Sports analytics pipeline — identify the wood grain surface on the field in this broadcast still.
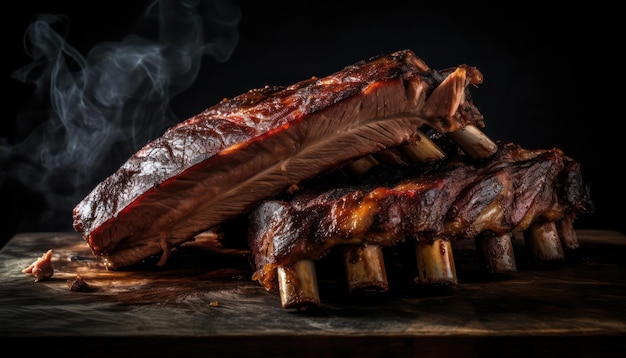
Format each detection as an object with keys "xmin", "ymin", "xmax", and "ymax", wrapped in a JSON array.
[{"xmin": 1, "ymin": 230, "xmax": 625, "ymax": 357}]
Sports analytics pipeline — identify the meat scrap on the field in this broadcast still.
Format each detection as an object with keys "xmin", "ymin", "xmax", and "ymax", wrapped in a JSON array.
[
  {"xmin": 73, "ymin": 49, "xmax": 489, "ymax": 270},
  {"xmin": 67, "ymin": 275, "xmax": 96, "ymax": 292},
  {"xmin": 22, "ymin": 249, "xmax": 54, "ymax": 282},
  {"xmin": 247, "ymin": 142, "xmax": 592, "ymax": 293}
]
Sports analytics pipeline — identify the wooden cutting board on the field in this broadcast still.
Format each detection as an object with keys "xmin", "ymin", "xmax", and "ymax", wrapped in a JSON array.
[{"xmin": 1, "ymin": 230, "xmax": 625, "ymax": 356}]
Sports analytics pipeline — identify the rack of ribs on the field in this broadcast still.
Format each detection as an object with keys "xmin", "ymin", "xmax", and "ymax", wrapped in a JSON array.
[
  {"xmin": 71, "ymin": 49, "xmax": 592, "ymax": 310},
  {"xmin": 73, "ymin": 49, "xmax": 497, "ymax": 269},
  {"xmin": 246, "ymin": 140, "xmax": 591, "ymax": 309}
]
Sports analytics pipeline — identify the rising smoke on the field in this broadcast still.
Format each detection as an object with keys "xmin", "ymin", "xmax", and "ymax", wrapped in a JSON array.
[{"xmin": 1, "ymin": 0, "xmax": 240, "ymax": 236}]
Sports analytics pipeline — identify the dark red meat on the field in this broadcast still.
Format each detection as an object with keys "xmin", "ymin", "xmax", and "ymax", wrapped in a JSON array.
[{"xmin": 72, "ymin": 49, "xmax": 486, "ymax": 269}]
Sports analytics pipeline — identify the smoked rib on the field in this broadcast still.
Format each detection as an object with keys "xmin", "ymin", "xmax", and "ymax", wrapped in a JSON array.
[
  {"xmin": 247, "ymin": 142, "xmax": 592, "ymax": 291},
  {"xmin": 72, "ymin": 50, "xmax": 486, "ymax": 269}
]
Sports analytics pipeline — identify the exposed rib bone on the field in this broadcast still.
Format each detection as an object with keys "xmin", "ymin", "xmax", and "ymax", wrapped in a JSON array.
[
  {"xmin": 474, "ymin": 233, "xmax": 517, "ymax": 274},
  {"xmin": 400, "ymin": 129, "xmax": 446, "ymax": 162},
  {"xmin": 345, "ymin": 155, "xmax": 379, "ymax": 176},
  {"xmin": 447, "ymin": 124, "xmax": 498, "ymax": 159},
  {"xmin": 556, "ymin": 214, "xmax": 580, "ymax": 250},
  {"xmin": 415, "ymin": 238, "xmax": 457, "ymax": 285},
  {"xmin": 524, "ymin": 221, "xmax": 565, "ymax": 262},
  {"xmin": 343, "ymin": 243, "xmax": 388, "ymax": 293},
  {"xmin": 277, "ymin": 259, "xmax": 320, "ymax": 310}
]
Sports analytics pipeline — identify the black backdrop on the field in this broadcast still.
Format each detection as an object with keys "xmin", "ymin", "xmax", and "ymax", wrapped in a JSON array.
[{"xmin": 2, "ymin": 1, "xmax": 622, "ymax": 249}]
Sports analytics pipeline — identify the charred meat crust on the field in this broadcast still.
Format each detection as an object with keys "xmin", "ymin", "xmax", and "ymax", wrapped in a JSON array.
[
  {"xmin": 247, "ymin": 142, "xmax": 592, "ymax": 291},
  {"xmin": 72, "ymin": 49, "xmax": 485, "ymax": 269}
]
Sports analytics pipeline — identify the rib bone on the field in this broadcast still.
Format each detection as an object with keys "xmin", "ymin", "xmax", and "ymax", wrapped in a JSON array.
[
  {"xmin": 474, "ymin": 233, "xmax": 517, "ymax": 274},
  {"xmin": 447, "ymin": 124, "xmax": 498, "ymax": 159},
  {"xmin": 343, "ymin": 243, "xmax": 388, "ymax": 293},
  {"xmin": 415, "ymin": 238, "xmax": 457, "ymax": 285},
  {"xmin": 346, "ymin": 155, "xmax": 379, "ymax": 176},
  {"xmin": 556, "ymin": 214, "xmax": 580, "ymax": 250},
  {"xmin": 400, "ymin": 129, "xmax": 447, "ymax": 162},
  {"xmin": 524, "ymin": 221, "xmax": 565, "ymax": 262},
  {"xmin": 277, "ymin": 259, "xmax": 320, "ymax": 310}
]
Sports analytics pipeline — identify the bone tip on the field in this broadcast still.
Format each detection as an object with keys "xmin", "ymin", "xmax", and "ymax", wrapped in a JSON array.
[
  {"xmin": 344, "ymin": 244, "xmax": 389, "ymax": 294},
  {"xmin": 277, "ymin": 260, "xmax": 321, "ymax": 310},
  {"xmin": 475, "ymin": 234, "xmax": 518, "ymax": 275},
  {"xmin": 415, "ymin": 238, "xmax": 458, "ymax": 286},
  {"xmin": 524, "ymin": 221, "xmax": 565, "ymax": 263}
]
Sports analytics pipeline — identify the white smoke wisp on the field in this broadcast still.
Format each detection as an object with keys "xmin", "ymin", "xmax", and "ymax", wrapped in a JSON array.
[{"xmin": 2, "ymin": 0, "xmax": 241, "ymax": 232}]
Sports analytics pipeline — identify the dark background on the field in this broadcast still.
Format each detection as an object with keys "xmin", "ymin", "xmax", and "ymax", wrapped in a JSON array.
[{"xmin": 2, "ymin": 0, "xmax": 622, "ymax": 250}]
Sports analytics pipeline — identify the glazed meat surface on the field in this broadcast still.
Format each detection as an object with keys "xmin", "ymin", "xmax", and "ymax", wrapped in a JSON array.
[
  {"xmin": 72, "ymin": 49, "xmax": 486, "ymax": 269},
  {"xmin": 247, "ymin": 142, "xmax": 592, "ymax": 290}
]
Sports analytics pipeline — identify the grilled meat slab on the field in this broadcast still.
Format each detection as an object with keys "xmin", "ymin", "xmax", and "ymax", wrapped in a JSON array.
[
  {"xmin": 73, "ymin": 49, "xmax": 486, "ymax": 269},
  {"xmin": 247, "ymin": 142, "xmax": 592, "ymax": 291}
]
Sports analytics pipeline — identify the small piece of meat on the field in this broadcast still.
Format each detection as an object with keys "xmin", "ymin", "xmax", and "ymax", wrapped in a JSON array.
[
  {"xmin": 72, "ymin": 49, "xmax": 486, "ymax": 269},
  {"xmin": 67, "ymin": 275, "xmax": 96, "ymax": 292},
  {"xmin": 247, "ymin": 142, "xmax": 592, "ymax": 291},
  {"xmin": 22, "ymin": 249, "xmax": 54, "ymax": 282}
]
